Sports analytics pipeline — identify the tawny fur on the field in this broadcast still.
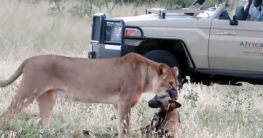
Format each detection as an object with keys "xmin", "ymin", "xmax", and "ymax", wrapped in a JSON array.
[{"xmin": 0, "ymin": 53, "xmax": 179, "ymax": 138}]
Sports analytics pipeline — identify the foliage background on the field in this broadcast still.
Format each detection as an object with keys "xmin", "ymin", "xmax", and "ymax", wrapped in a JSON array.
[{"xmin": 27, "ymin": 0, "xmax": 243, "ymax": 18}]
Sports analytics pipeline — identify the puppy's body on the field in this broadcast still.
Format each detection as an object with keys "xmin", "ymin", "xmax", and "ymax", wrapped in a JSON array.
[
  {"xmin": 0, "ymin": 53, "xmax": 179, "ymax": 138},
  {"xmin": 139, "ymin": 105, "xmax": 181, "ymax": 138},
  {"xmin": 160, "ymin": 108, "xmax": 180, "ymax": 138}
]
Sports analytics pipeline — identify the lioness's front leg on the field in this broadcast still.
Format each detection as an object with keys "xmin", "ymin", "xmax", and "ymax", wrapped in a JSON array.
[
  {"xmin": 117, "ymin": 102, "xmax": 131, "ymax": 138},
  {"xmin": 113, "ymin": 104, "xmax": 119, "ymax": 132}
]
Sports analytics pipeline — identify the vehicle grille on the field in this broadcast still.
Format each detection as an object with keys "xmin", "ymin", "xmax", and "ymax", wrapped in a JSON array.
[
  {"xmin": 91, "ymin": 16, "xmax": 101, "ymax": 41},
  {"xmin": 105, "ymin": 25, "xmax": 112, "ymax": 41}
]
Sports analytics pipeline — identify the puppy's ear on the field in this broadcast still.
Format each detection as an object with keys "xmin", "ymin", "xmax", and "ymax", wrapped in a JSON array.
[
  {"xmin": 157, "ymin": 64, "xmax": 168, "ymax": 75},
  {"xmin": 169, "ymin": 99, "xmax": 181, "ymax": 108}
]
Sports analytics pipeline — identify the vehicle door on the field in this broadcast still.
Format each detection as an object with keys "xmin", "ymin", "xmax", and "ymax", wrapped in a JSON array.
[{"xmin": 209, "ymin": 15, "xmax": 263, "ymax": 72}]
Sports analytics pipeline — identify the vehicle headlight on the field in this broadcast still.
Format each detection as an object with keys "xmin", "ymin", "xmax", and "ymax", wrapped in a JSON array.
[{"xmin": 105, "ymin": 22, "xmax": 122, "ymax": 42}]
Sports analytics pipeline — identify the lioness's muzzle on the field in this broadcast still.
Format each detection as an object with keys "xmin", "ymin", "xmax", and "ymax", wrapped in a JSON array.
[{"xmin": 167, "ymin": 87, "xmax": 178, "ymax": 99}]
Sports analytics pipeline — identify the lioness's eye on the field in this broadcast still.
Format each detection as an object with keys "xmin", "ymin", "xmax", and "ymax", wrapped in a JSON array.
[{"xmin": 169, "ymin": 82, "xmax": 173, "ymax": 86}]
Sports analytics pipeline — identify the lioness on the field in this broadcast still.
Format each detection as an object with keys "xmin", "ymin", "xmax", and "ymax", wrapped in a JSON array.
[{"xmin": 0, "ymin": 53, "xmax": 179, "ymax": 138}]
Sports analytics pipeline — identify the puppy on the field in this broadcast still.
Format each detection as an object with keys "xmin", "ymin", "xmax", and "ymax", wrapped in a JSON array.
[{"xmin": 141, "ymin": 88, "xmax": 181, "ymax": 138}]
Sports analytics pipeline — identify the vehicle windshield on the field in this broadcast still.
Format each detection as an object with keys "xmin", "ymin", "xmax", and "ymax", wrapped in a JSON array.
[{"xmin": 196, "ymin": 7, "xmax": 217, "ymax": 18}]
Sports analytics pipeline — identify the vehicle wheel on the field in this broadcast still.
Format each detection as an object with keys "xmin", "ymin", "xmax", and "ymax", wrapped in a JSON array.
[{"xmin": 143, "ymin": 50, "xmax": 186, "ymax": 89}]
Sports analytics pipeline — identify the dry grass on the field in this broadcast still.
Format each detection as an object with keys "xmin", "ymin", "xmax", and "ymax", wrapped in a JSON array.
[{"xmin": 0, "ymin": 0, "xmax": 263, "ymax": 137}]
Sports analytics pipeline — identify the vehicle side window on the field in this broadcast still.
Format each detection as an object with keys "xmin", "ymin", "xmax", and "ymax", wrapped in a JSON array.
[{"xmin": 219, "ymin": 10, "xmax": 231, "ymax": 20}]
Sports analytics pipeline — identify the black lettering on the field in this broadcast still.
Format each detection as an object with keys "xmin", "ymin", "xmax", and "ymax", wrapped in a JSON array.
[{"xmin": 240, "ymin": 42, "xmax": 244, "ymax": 46}]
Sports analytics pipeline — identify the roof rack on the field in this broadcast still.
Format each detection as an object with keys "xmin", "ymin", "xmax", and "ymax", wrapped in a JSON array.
[{"xmin": 145, "ymin": 8, "xmax": 205, "ymax": 19}]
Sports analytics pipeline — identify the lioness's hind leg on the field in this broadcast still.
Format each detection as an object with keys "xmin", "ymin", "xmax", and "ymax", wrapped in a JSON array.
[
  {"xmin": 0, "ymin": 76, "xmax": 49, "ymax": 126},
  {"xmin": 0, "ymin": 89, "xmax": 40, "ymax": 124},
  {"xmin": 36, "ymin": 90, "xmax": 57, "ymax": 128}
]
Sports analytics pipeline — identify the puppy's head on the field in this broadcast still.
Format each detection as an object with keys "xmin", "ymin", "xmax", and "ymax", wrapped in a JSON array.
[{"xmin": 148, "ymin": 89, "xmax": 181, "ymax": 110}]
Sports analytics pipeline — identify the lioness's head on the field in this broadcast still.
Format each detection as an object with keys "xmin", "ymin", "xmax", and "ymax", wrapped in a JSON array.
[
  {"xmin": 152, "ymin": 63, "xmax": 179, "ymax": 96},
  {"xmin": 148, "ymin": 89, "xmax": 181, "ymax": 110}
]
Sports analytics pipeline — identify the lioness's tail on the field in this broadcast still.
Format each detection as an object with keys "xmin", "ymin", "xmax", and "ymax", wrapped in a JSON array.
[{"xmin": 0, "ymin": 60, "xmax": 27, "ymax": 87}]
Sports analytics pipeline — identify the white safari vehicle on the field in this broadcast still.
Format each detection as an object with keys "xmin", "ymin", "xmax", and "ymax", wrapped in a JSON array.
[{"xmin": 88, "ymin": 0, "xmax": 263, "ymax": 87}]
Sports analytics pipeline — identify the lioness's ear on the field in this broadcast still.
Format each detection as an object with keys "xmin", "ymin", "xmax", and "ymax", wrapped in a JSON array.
[
  {"xmin": 157, "ymin": 64, "xmax": 168, "ymax": 75},
  {"xmin": 173, "ymin": 66, "xmax": 179, "ymax": 76}
]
